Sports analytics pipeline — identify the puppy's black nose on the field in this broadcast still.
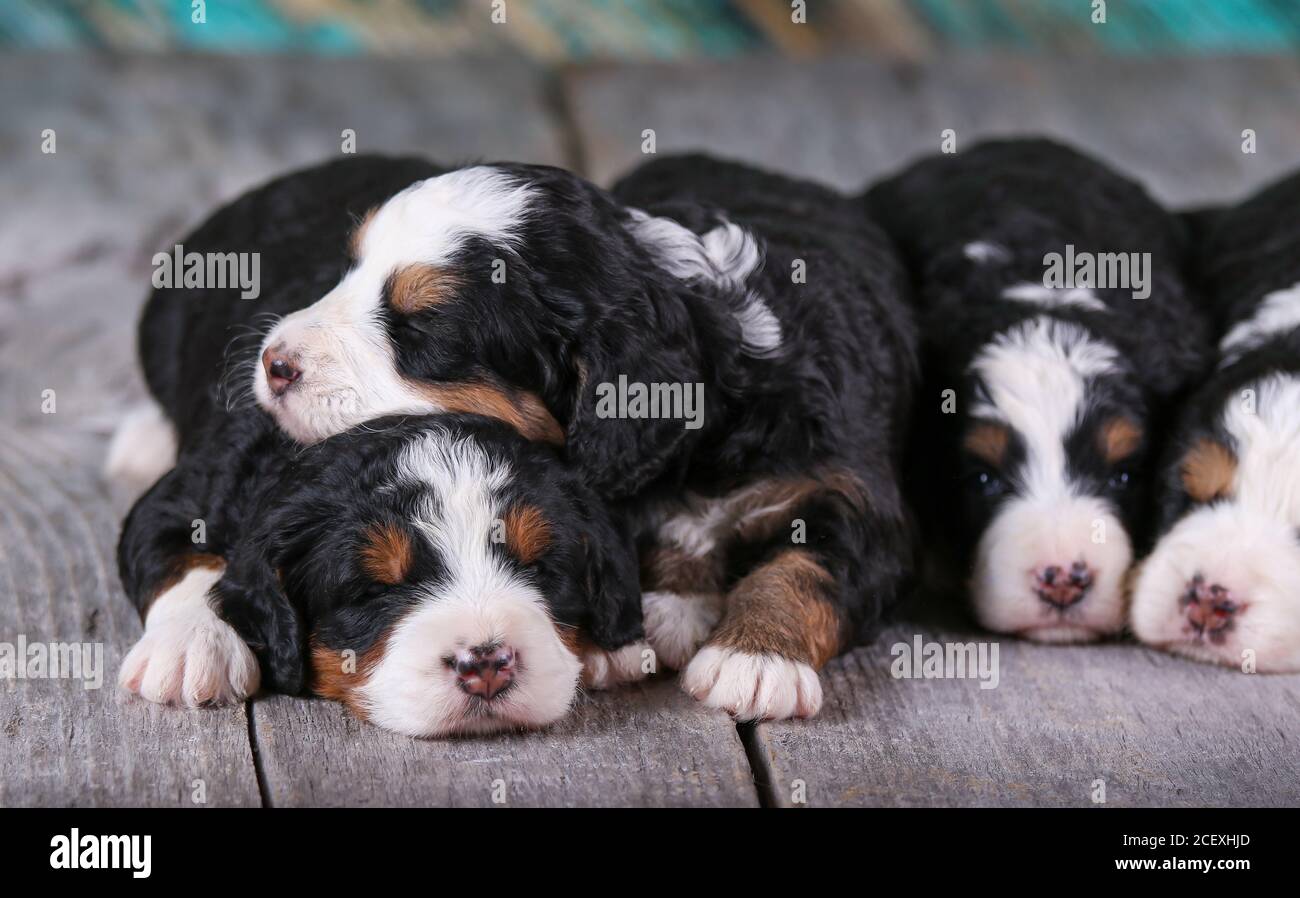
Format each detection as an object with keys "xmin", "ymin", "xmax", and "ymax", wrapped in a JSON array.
[
  {"xmin": 1034, "ymin": 561, "xmax": 1094, "ymax": 608},
  {"xmin": 454, "ymin": 644, "xmax": 516, "ymax": 700},
  {"xmin": 262, "ymin": 346, "xmax": 301, "ymax": 396},
  {"xmin": 1180, "ymin": 573, "xmax": 1240, "ymax": 643}
]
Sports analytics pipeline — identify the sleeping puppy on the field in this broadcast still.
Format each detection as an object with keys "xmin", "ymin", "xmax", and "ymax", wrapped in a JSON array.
[
  {"xmin": 866, "ymin": 138, "xmax": 1211, "ymax": 642},
  {"xmin": 210, "ymin": 153, "xmax": 917, "ymax": 721},
  {"xmin": 118, "ymin": 413, "xmax": 645, "ymax": 737},
  {"xmin": 607, "ymin": 155, "xmax": 917, "ymax": 719},
  {"xmin": 1131, "ymin": 171, "xmax": 1300, "ymax": 671},
  {"xmin": 110, "ymin": 157, "xmax": 645, "ymax": 735}
]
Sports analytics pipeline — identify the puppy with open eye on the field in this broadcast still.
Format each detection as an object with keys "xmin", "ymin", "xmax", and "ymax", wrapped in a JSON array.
[
  {"xmin": 866, "ymin": 138, "xmax": 1212, "ymax": 642},
  {"xmin": 132, "ymin": 152, "xmax": 919, "ymax": 722},
  {"xmin": 1130, "ymin": 171, "xmax": 1300, "ymax": 671},
  {"xmin": 117, "ymin": 412, "xmax": 645, "ymax": 737}
]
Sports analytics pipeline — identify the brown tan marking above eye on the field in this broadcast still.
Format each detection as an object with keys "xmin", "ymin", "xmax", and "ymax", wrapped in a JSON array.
[
  {"xmin": 1181, "ymin": 438, "xmax": 1237, "ymax": 503},
  {"xmin": 963, "ymin": 422, "xmax": 1010, "ymax": 467},
  {"xmin": 1100, "ymin": 416, "xmax": 1143, "ymax": 464},
  {"xmin": 349, "ymin": 206, "xmax": 378, "ymax": 259},
  {"xmin": 417, "ymin": 381, "xmax": 565, "ymax": 446},
  {"xmin": 502, "ymin": 505, "xmax": 552, "ymax": 565},
  {"xmin": 389, "ymin": 263, "xmax": 459, "ymax": 315},
  {"xmin": 360, "ymin": 523, "xmax": 414, "ymax": 585}
]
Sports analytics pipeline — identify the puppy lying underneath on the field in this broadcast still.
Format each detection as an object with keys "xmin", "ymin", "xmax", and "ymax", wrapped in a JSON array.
[
  {"xmin": 110, "ymin": 157, "xmax": 644, "ymax": 736},
  {"xmin": 1131, "ymin": 170, "xmax": 1300, "ymax": 671},
  {"xmin": 866, "ymin": 138, "xmax": 1212, "ymax": 642},
  {"xmin": 118, "ymin": 413, "xmax": 643, "ymax": 737}
]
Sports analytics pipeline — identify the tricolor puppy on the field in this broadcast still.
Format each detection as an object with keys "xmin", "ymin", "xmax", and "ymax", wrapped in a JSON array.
[
  {"xmin": 234, "ymin": 153, "xmax": 917, "ymax": 721},
  {"xmin": 110, "ymin": 157, "xmax": 645, "ymax": 736},
  {"xmin": 1131, "ymin": 171, "xmax": 1300, "ymax": 671},
  {"xmin": 866, "ymin": 139, "xmax": 1211, "ymax": 642},
  {"xmin": 118, "ymin": 414, "xmax": 644, "ymax": 737}
]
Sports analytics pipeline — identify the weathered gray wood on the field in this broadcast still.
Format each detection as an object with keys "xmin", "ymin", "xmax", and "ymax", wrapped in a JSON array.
[
  {"xmin": 251, "ymin": 679, "xmax": 758, "ymax": 807},
  {"xmin": 568, "ymin": 53, "xmax": 1300, "ymax": 807},
  {"xmin": 8, "ymin": 49, "xmax": 1300, "ymax": 806},
  {"xmin": 750, "ymin": 593, "xmax": 1300, "ymax": 807},
  {"xmin": 564, "ymin": 53, "xmax": 1300, "ymax": 205},
  {"xmin": 0, "ymin": 427, "xmax": 261, "ymax": 807}
]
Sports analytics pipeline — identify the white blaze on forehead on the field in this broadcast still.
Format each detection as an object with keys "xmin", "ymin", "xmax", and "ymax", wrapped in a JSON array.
[
  {"xmin": 1219, "ymin": 282, "xmax": 1300, "ymax": 366},
  {"xmin": 392, "ymin": 431, "xmax": 513, "ymax": 581},
  {"xmin": 1221, "ymin": 373, "xmax": 1300, "ymax": 525},
  {"xmin": 627, "ymin": 209, "xmax": 782, "ymax": 357},
  {"xmin": 352, "ymin": 166, "xmax": 536, "ymax": 269},
  {"xmin": 1001, "ymin": 282, "xmax": 1107, "ymax": 313},
  {"xmin": 256, "ymin": 166, "xmax": 537, "ymax": 444},
  {"xmin": 969, "ymin": 317, "xmax": 1120, "ymax": 498},
  {"xmin": 355, "ymin": 430, "xmax": 580, "ymax": 737}
]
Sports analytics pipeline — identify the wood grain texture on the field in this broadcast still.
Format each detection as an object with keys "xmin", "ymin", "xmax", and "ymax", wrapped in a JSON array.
[
  {"xmin": 750, "ymin": 593, "xmax": 1300, "ymax": 807},
  {"xmin": 0, "ymin": 427, "xmax": 260, "ymax": 807},
  {"xmin": 564, "ymin": 53, "xmax": 1300, "ymax": 205},
  {"xmin": 251, "ymin": 679, "xmax": 758, "ymax": 807}
]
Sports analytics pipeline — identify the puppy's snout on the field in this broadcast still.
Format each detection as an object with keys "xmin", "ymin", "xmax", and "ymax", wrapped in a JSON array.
[
  {"xmin": 1180, "ymin": 573, "xmax": 1240, "ymax": 642},
  {"xmin": 261, "ymin": 345, "xmax": 301, "ymax": 396},
  {"xmin": 452, "ymin": 643, "xmax": 516, "ymax": 700},
  {"xmin": 1034, "ymin": 560, "xmax": 1094, "ymax": 608}
]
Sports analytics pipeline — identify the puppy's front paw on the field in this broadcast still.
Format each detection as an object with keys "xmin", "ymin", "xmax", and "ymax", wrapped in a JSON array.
[
  {"xmin": 682, "ymin": 646, "xmax": 822, "ymax": 721},
  {"xmin": 118, "ymin": 564, "xmax": 259, "ymax": 707},
  {"xmin": 643, "ymin": 590, "xmax": 723, "ymax": 670},
  {"xmin": 580, "ymin": 640, "xmax": 651, "ymax": 689}
]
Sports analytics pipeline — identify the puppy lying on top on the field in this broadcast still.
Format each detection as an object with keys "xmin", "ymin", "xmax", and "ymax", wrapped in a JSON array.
[
  {"xmin": 110, "ymin": 158, "xmax": 645, "ymax": 737},
  {"xmin": 866, "ymin": 138, "xmax": 1211, "ymax": 642},
  {"xmin": 1131, "ymin": 170, "xmax": 1300, "ymax": 671},
  {"xmin": 119, "ymin": 152, "xmax": 918, "ymax": 722}
]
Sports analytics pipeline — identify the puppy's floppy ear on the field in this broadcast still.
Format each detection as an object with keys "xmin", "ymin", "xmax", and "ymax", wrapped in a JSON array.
[
  {"xmin": 213, "ymin": 539, "xmax": 306, "ymax": 694},
  {"xmin": 566, "ymin": 330, "xmax": 700, "ymax": 500},
  {"xmin": 570, "ymin": 488, "xmax": 645, "ymax": 650}
]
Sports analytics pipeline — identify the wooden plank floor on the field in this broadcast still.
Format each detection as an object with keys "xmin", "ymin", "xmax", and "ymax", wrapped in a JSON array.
[{"xmin": 3, "ymin": 51, "xmax": 1299, "ymax": 806}]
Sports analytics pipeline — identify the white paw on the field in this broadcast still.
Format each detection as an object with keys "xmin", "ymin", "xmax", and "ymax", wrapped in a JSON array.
[
  {"xmin": 104, "ymin": 400, "xmax": 178, "ymax": 495},
  {"xmin": 118, "ymin": 564, "xmax": 259, "ymax": 707},
  {"xmin": 681, "ymin": 646, "xmax": 822, "ymax": 721},
  {"xmin": 642, "ymin": 590, "xmax": 723, "ymax": 670},
  {"xmin": 580, "ymin": 641, "xmax": 651, "ymax": 689}
]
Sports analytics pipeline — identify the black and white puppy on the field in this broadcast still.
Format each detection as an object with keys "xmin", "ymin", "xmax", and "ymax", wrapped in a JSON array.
[
  {"xmin": 119, "ymin": 414, "xmax": 644, "ymax": 737},
  {"xmin": 866, "ymin": 138, "xmax": 1211, "ymax": 642},
  {"xmin": 1131, "ymin": 171, "xmax": 1300, "ymax": 671},
  {"xmin": 197, "ymin": 153, "xmax": 917, "ymax": 721},
  {"xmin": 110, "ymin": 158, "xmax": 645, "ymax": 736},
  {"xmin": 608, "ymin": 155, "xmax": 917, "ymax": 719}
]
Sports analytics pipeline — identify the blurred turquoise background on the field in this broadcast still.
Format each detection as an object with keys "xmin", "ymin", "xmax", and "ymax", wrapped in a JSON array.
[{"xmin": 4, "ymin": 0, "xmax": 1300, "ymax": 59}]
